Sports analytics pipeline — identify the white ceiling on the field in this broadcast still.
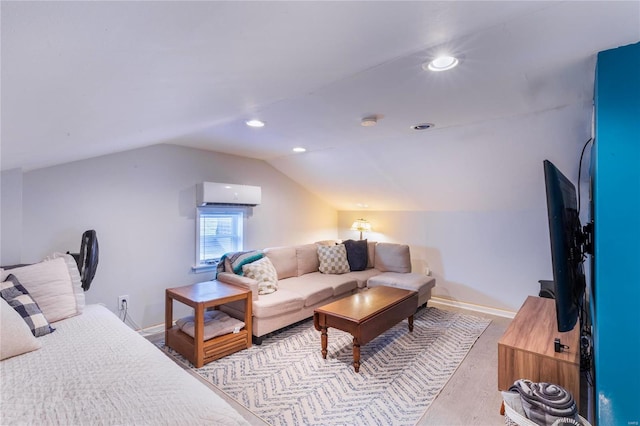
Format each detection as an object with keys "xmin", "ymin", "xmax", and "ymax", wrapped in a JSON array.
[{"xmin": 2, "ymin": 1, "xmax": 639, "ymax": 210}]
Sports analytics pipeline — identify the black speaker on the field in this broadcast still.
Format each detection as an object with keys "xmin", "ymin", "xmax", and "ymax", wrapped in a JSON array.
[{"xmin": 538, "ymin": 280, "xmax": 555, "ymax": 299}]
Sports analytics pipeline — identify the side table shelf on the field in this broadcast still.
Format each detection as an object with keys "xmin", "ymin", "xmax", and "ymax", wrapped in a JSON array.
[{"xmin": 165, "ymin": 280, "xmax": 252, "ymax": 368}]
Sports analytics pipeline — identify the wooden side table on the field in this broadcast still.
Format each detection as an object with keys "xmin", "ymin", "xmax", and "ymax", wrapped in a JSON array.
[
  {"xmin": 165, "ymin": 280, "xmax": 252, "ymax": 367},
  {"xmin": 498, "ymin": 296, "xmax": 580, "ymax": 408}
]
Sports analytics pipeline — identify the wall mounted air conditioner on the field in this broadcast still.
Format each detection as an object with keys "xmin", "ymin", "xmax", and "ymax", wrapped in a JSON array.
[{"xmin": 196, "ymin": 182, "xmax": 262, "ymax": 206}]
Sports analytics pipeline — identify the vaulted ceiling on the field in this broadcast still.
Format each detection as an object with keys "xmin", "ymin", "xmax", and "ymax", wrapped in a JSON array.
[{"xmin": 2, "ymin": 1, "xmax": 639, "ymax": 210}]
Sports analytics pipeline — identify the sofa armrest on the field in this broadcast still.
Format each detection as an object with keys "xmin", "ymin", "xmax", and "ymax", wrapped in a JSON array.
[{"xmin": 217, "ymin": 272, "xmax": 259, "ymax": 301}]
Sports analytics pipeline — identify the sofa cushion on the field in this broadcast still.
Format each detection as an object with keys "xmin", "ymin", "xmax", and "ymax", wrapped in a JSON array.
[
  {"xmin": 296, "ymin": 244, "xmax": 319, "ymax": 276},
  {"xmin": 264, "ymin": 246, "xmax": 298, "ymax": 280},
  {"xmin": 277, "ymin": 275, "xmax": 335, "ymax": 307},
  {"xmin": 367, "ymin": 241, "xmax": 376, "ymax": 269},
  {"xmin": 374, "ymin": 243, "xmax": 411, "ymax": 273},
  {"xmin": 367, "ymin": 273, "xmax": 436, "ymax": 299},
  {"xmin": 342, "ymin": 239, "xmax": 368, "ymax": 271},
  {"xmin": 242, "ymin": 257, "xmax": 278, "ymax": 295},
  {"xmin": 345, "ymin": 269, "xmax": 381, "ymax": 289},
  {"xmin": 307, "ymin": 272, "xmax": 358, "ymax": 297},
  {"xmin": 317, "ymin": 244, "xmax": 350, "ymax": 274},
  {"xmin": 315, "ymin": 240, "xmax": 338, "ymax": 246},
  {"xmin": 252, "ymin": 289, "xmax": 304, "ymax": 318}
]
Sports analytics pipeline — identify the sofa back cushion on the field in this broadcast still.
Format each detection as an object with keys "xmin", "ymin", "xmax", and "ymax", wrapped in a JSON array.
[
  {"xmin": 315, "ymin": 240, "xmax": 339, "ymax": 246},
  {"xmin": 296, "ymin": 244, "xmax": 319, "ymax": 276},
  {"xmin": 367, "ymin": 241, "xmax": 376, "ymax": 269},
  {"xmin": 374, "ymin": 243, "xmax": 411, "ymax": 273},
  {"xmin": 264, "ymin": 246, "xmax": 297, "ymax": 280}
]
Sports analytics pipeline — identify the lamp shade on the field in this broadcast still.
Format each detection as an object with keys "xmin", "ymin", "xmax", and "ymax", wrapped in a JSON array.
[
  {"xmin": 350, "ymin": 219, "xmax": 371, "ymax": 232},
  {"xmin": 350, "ymin": 219, "xmax": 371, "ymax": 240}
]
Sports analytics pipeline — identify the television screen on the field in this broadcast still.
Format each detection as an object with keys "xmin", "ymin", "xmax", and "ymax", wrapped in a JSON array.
[{"xmin": 543, "ymin": 160, "xmax": 586, "ymax": 332}]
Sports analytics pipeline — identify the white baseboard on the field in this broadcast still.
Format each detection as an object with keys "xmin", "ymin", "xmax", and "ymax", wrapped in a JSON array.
[
  {"xmin": 429, "ymin": 296, "xmax": 516, "ymax": 319},
  {"xmin": 140, "ymin": 299, "xmax": 515, "ymax": 336},
  {"xmin": 138, "ymin": 322, "xmax": 166, "ymax": 336}
]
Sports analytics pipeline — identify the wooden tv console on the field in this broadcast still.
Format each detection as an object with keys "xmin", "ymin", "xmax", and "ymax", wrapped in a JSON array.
[{"xmin": 498, "ymin": 296, "xmax": 580, "ymax": 406}]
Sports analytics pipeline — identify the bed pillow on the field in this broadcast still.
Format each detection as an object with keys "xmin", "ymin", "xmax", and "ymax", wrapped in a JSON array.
[
  {"xmin": 0, "ymin": 257, "xmax": 81, "ymax": 323},
  {"xmin": 317, "ymin": 244, "xmax": 350, "ymax": 274},
  {"xmin": 242, "ymin": 257, "xmax": 278, "ymax": 295},
  {"xmin": 1, "ymin": 297, "xmax": 43, "ymax": 360},
  {"xmin": 44, "ymin": 252, "xmax": 85, "ymax": 314},
  {"xmin": 0, "ymin": 274, "xmax": 54, "ymax": 337},
  {"xmin": 342, "ymin": 239, "xmax": 369, "ymax": 271}
]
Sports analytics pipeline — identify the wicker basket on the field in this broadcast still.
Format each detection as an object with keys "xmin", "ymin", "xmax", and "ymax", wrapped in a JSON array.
[{"xmin": 503, "ymin": 401, "xmax": 592, "ymax": 426}]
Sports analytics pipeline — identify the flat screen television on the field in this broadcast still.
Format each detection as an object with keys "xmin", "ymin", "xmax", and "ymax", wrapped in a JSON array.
[{"xmin": 543, "ymin": 159, "xmax": 586, "ymax": 332}]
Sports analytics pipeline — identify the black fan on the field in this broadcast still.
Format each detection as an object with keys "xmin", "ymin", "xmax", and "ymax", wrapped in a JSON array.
[{"xmin": 69, "ymin": 230, "xmax": 99, "ymax": 291}]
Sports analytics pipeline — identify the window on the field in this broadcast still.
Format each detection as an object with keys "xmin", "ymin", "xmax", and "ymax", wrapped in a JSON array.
[{"xmin": 196, "ymin": 207, "xmax": 244, "ymax": 268}]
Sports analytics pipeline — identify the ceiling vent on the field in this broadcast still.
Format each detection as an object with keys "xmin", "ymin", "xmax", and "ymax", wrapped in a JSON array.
[{"xmin": 196, "ymin": 182, "xmax": 262, "ymax": 206}]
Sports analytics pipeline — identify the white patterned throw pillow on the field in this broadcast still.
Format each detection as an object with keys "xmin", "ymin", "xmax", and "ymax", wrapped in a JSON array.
[
  {"xmin": 242, "ymin": 257, "xmax": 278, "ymax": 295},
  {"xmin": 317, "ymin": 244, "xmax": 350, "ymax": 274}
]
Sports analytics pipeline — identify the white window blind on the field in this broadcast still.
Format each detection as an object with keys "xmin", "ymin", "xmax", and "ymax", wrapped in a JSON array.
[{"xmin": 196, "ymin": 207, "xmax": 244, "ymax": 266}]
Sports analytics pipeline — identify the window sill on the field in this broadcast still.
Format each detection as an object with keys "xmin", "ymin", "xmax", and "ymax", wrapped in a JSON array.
[{"xmin": 192, "ymin": 264, "xmax": 217, "ymax": 274}]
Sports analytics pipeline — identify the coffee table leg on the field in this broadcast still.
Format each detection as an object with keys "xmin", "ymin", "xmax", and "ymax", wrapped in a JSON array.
[
  {"xmin": 353, "ymin": 337, "xmax": 361, "ymax": 372},
  {"xmin": 321, "ymin": 326, "xmax": 328, "ymax": 359},
  {"xmin": 408, "ymin": 314, "xmax": 414, "ymax": 332}
]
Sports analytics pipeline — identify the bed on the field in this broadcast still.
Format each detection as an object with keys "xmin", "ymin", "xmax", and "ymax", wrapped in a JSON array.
[{"xmin": 1, "ymin": 256, "xmax": 249, "ymax": 425}]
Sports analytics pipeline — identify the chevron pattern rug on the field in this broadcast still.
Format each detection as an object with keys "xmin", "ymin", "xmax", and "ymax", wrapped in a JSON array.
[{"xmin": 160, "ymin": 307, "xmax": 490, "ymax": 426}]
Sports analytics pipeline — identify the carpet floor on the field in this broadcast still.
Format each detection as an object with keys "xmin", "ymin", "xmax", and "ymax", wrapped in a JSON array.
[{"xmin": 160, "ymin": 306, "xmax": 491, "ymax": 426}]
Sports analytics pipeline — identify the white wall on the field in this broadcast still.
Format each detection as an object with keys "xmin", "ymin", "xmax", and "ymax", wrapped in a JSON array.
[
  {"xmin": 1, "ymin": 168, "xmax": 23, "ymax": 265},
  {"xmin": 15, "ymin": 144, "xmax": 337, "ymax": 328},
  {"xmin": 3, "ymin": 99, "xmax": 592, "ymax": 323},
  {"xmin": 337, "ymin": 102, "xmax": 593, "ymax": 313},
  {"xmin": 338, "ymin": 209, "xmax": 547, "ymax": 312}
]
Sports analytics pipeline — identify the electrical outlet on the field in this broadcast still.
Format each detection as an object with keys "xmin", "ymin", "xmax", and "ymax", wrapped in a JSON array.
[{"xmin": 118, "ymin": 295, "xmax": 129, "ymax": 311}]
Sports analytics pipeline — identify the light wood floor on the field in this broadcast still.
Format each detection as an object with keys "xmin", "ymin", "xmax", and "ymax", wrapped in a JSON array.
[
  {"xmin": 150, "ymin": 304, "xmax": 512, "ymax": 426},
  {"xmin": 417, "ymin": 305, "xmax": 511, "ymax": 425}
]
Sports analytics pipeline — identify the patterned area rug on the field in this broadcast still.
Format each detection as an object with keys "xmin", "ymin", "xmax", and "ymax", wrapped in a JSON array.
[{"xmin": 160, "ymin": 307, "xmax": 491, "ymax": 426}]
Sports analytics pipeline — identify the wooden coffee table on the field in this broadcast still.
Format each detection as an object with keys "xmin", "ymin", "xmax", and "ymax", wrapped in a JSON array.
[{"xmin": 313, "ymin": 286, "xmax": 418, "ymax": 372}]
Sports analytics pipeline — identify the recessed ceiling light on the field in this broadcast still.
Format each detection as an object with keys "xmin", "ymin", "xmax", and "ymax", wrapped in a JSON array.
[
  {"xmin": 245, "ymin": 119, "xmax": 265, "ymax": 128},
  {"xmin": 361, "ymin": 116, "xmax": 378, "ymax": 127},
  {"xmin": 424, "ymin": 55, "xmax": 459, "ymax": 72},
  {"xmin": 411, "ymin": 123, "xmax": 435, "ymax": 130},
  {"xmin": 292, "ymin": 147, "xmax": 306, "ymax": 153}
]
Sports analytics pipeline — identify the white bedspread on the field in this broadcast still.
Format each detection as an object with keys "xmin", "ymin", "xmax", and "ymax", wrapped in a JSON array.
[{"xmin": 0, "ymin": 304, "xmax": 249, "ymax": 425}]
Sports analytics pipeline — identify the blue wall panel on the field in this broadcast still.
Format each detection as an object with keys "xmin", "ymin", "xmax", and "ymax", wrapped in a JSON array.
[{"xmin": 593, "ymin": 42, "xmax": 640, "ymax": 425}]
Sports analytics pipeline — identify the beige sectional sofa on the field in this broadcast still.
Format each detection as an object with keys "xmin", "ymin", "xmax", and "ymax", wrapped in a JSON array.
[{"xmin": 218, "ymin": 241, "xmax": 435, "ymax": 343}]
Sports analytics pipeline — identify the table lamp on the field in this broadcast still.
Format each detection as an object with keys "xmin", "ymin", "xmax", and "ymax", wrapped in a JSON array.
[{"xmin": 350, "ymin": 218, "xmax": 371, "ymax": 240}]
